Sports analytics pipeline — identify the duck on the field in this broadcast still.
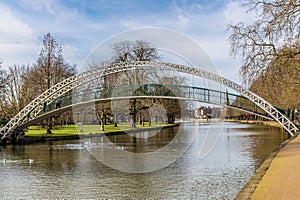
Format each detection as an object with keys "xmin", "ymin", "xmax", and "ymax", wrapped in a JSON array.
[
  {"xmin": 29, "ymin": 158, "xmax": 34, "ymax": 164},
  {"xmin": 2, "ymin": 159, "xmax": 6, "ymax": 163}
]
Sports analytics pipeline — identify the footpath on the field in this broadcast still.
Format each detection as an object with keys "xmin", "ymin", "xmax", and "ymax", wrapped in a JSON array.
[{"xmin": 236, "ymin": 131, "xmax": 300, "ymax": 200}]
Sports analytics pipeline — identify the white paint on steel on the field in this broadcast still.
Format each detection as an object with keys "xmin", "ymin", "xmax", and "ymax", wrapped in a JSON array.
[{"xmin": 1, "ymin": 61, "xmax": 298, "ymax": 140}]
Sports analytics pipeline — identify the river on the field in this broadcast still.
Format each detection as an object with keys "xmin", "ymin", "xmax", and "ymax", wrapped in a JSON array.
[{"xmin": 0, "ymin": 122, "xmax": 288, "ymax": 199}]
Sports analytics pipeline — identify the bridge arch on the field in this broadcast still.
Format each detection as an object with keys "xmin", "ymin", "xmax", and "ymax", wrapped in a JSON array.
[{"xmin": 0, "ymin": 61, "xmax": 298, "ymax": 141}]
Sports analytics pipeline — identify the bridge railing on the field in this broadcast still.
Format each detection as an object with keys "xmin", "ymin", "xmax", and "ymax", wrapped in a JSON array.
[
  {"xmin": 40, "ymin": 83, "xmax": 266, "ymax": 120},
  {"xmin": 1, "ymin": 61, "xmax": 297, "ymax": 141}
]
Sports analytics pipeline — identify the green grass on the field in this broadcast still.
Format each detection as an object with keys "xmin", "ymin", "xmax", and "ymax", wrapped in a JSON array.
[{"xmin": 25, "ymin": 122, "xmax": 177, "ymax": 137}]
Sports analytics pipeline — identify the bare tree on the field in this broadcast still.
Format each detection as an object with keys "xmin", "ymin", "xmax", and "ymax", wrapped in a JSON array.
[
  {"xmin": 0, "ymin": 61, "xmax": 8, "ymax": 119},
  {"xmin": 110, "ymin": 40, "xmax": 161, "ymax": 128},
  {"xmin": 28, "ymin": 32, "xmax": 76, "ymax": 134},
  {"xmin": 228, "ymin": 0, "xmax": 300, "ymax": 83},
  {"xmin": 29, "ymin": 33, "xmax": 76, "ymax": 96},
  {"xmin": 91, "ymin": 40, "xmax": 189, "ymax": 128},
  {"xmin": 157, "ymin": 76, "xmax": 188, "ymax": 123},
  {"xmin": 95, "ymin": 102, "xmax": 111, "ymax": 131},
  {"xmin": 0, "ymin": 65, "xmax": 31, "ymax": 118},
  {"xmin": 111, "ymin": 40, "xmax": 160, "ymax": 87},
  {"xmin": 0, "ymin": 60, "xmax": 7, "ymax": 90},
  {"xmin": 111, "ymin": 40, "xmax": 160, "ymax": 63},
  {"xmin": 86, "ymin": 62, "xmax": 120, "ymax": 131},
  {"xmin": 250, "ymin": 49, "xmax": 300, "ymax": 110}
]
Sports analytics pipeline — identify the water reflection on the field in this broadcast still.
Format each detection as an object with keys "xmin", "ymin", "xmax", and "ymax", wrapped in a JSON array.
[
  {"xmin": 0, "ymin": 122, "xmax": 288, "ymax": 199},
  {"xmin": 103, "ymin": 127, "xmax": 179, "ymax": 153}
]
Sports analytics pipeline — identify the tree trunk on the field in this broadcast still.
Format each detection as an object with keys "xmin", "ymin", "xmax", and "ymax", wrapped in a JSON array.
[
  {"xmin": 130, "ymin": 114, "xmax": 136, "ymax": 128},
  {"xmin": 114, "ymin": 114, "xmax": 118, "ymax": 127},
  {"xmin": 130, "ymin": 99, "xmax": 137, "ymax": 128},
  {"xmin": 96, "ymin": 111, "xmax": 105, "ymax": 131},
  {"xmin": 139, "ymin": 112, "xmax": 142, "ymax": 125},
  {"xmin": 101, "ymin": 117, "xmax": 105, "ymax": 131},
  {"xmin": 46, "ymin": 118, "xmax": 52, "ymax": 134},
  {"xmin": 167, "ymin": 113, "xmax": 175, "ymax": 124}
]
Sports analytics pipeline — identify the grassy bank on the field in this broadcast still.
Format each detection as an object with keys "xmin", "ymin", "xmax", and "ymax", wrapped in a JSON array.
[{"xmin": 26, "ymin": 122, "xmax": 178, "ymax": 137}]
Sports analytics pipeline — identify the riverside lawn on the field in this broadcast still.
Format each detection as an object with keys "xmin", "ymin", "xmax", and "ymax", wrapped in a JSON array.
[{"xmin": 26, "ymin": 122, "xmax": 178, "ymax": 137}]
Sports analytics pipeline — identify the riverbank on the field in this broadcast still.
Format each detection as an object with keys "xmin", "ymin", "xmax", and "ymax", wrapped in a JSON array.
[
  {"xmin": 235, "ymin": 128, "xmax": 300, "ymax": 199},
  {"xmin": 249, "ymin": 131, "xmax": 300, "ymax": 199},
  {"xmin": 225, "ymin": 119, "xmax": 299, "ymax": 128},
  {"xmin": 224, "ymin": 119, "xmax": 286, "ymax": 129},
  {"xmin": 22, "ymin": 123, "xmax": 179, "ymax": 144},
  {"xmin": 20, "ymin": 119, "xmax": 292, "ymax": 144}
]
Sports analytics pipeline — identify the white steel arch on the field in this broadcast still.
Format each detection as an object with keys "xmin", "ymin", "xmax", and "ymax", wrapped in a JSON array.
[{"xmin": 0, "ymin": 61, "xmax": 298, "ymax": 141}]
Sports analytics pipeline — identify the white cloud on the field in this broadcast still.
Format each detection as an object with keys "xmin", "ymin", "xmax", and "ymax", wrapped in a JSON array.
[
  {"xmin": 0, "ymin": 43, "xmax": 40, "ymax": 66},
  {"xmin": 115, "ymin": 1, "xmax": 244, "ymax": 84},
  {"xmin": 177, "ymin": 14, "xmax": 190, "ymax": 28},
  {"xmin": 0, "ymin": 0, "xmax": 247, "ymax": 84},
  {"xmin": 223, "ymin": 1, "xmax": 257, "ymax": 24},
  {"xmin": 0, "ymin": 1, "xmax": 84, "ymax": 66},
  {"xmin": 0, "ymin": 4, "xmax": 38, "ymax": 66},
  {"xmin": 18, "ymin": 0, "xmax": 66, "ymax": 16},
  {"xmin": 61, "ymin": 44, "xmax": 84, "ymax": 66},
  {"xmin": 0, "ymin": 4, "xmax": 35, "ymax": 43}
]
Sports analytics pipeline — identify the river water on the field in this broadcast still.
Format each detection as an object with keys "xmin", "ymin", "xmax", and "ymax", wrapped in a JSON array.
[{"xmin": 0, "ymin": 122, "xmax": 288, "ymax": 199}]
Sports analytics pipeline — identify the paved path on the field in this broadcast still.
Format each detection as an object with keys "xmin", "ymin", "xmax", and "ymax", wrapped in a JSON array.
[{"xmin": 250, "ymin": 133, "xmax": 300, "ymax": 200}]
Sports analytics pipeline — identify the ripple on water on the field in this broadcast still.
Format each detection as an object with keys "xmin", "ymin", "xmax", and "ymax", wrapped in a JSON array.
[{"xmin": 0, "ymin": 123, "xmax": 288, "ymax": 199}]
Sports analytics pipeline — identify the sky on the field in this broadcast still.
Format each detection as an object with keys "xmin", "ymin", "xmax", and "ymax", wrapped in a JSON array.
[{"xmin": 0, "ymin": 0, "xmax": 255, "ymax": 84}]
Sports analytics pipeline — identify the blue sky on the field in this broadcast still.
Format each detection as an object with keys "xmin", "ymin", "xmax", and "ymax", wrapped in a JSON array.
[{"xmin": 0, "ymin": 0, "xmax": 255, "ymax": 83}]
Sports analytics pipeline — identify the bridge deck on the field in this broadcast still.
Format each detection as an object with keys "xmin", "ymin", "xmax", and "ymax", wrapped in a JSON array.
[{"xmin": 0, "ymin": 61, "xmax": 298, "ymax": 142}]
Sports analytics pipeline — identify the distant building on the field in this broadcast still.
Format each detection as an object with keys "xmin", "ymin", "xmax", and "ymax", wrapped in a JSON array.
[{"xmin": 196, "ymin": 106, "xmax": 222, "ymax": 119}]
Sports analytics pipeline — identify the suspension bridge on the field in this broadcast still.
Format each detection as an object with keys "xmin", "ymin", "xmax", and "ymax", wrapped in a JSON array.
[{"xmin": 0, "ymin": 61, "xmax": 298, "ymax": 143}]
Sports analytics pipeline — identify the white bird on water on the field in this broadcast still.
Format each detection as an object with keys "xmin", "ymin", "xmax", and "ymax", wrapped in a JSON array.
[
  {"xmin": 29, "ymin": 159, "xmax": 34, "ymax": 164},
  {"xmin": 2, "ymin": 159, "xmax": 6, "ymax": 163}
]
